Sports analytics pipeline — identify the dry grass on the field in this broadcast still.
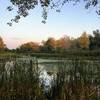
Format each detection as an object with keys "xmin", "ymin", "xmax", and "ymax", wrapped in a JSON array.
[{"xmin": 0, "ymin": 57, "xmax": 100, "ymax": 100}]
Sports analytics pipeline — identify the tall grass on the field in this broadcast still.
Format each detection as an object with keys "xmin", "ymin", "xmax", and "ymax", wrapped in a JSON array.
[
  {"xmin": 0, "ymin": 57, "xmax": 100, "ymax": 100},
  {"xmin": 0, "ymin": 58, "xmax": 46, "ymax": 100},
  {"xmin": 47, "ymin": 58, "xmax": 100, "ymax": 100}
]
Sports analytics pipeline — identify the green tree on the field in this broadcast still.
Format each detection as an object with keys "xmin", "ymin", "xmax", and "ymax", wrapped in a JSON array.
[
  {"xmin": 89, "ymin": 29, "xmax": 100, "ymax": 50},
  {"xmin": 89, "ymin": 35, "xmax": 94, "ymax": 50},
  {"xmin": 93, "ymin": 30, "xmax": 100, "ymax": 49},
  {"xmin": 70, "ymin": 38, "xmax": 80, "ymax": 50}
]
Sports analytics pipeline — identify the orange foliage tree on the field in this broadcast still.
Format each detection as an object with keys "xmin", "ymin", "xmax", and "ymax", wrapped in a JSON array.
[
  {"xmin": 56, "ymin": 35, "xmax": 71, "ymax": 52},
  {"xmin": 41, "ymin": 37, "xmax": 56, "ymax": 52},
  {"xmin": 79, "ymin": 32, "xmax": 90, "ymax": 49},
  {"xmin": 19, "ymin": 42, "xmax": 40, "ymax": 52},
  {"xmin": 0, "ymin": 36, "xmax": 6, "ymax": 50}
]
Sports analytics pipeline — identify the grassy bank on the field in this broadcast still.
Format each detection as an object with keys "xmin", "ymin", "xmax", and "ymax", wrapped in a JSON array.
[{"xmin": 0, "ymin": 50, "xmax": 100, "ymax": 60}]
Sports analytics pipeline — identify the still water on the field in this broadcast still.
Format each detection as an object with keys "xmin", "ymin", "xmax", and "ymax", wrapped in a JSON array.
[{"xmin": 1, "ymin": 57, "xmax": 100, "ymax": 88}]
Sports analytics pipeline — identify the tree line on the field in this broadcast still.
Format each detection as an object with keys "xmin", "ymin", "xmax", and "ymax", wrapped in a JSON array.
[{"xmin": 0, "ymin": 29, "xmax": 100, "ymax": 53}]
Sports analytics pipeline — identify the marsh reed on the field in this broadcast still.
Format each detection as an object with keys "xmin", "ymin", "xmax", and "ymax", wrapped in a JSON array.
[{"xmin": 0, "ymin": 57, "xmax": 100, "ymax": 100}]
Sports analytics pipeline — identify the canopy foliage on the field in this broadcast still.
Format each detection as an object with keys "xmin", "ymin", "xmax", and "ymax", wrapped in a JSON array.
[{"xmin": 6, "ymin": 0, "xmax": 100, "ymax": 26}]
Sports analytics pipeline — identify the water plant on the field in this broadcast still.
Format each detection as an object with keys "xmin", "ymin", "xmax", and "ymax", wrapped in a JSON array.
[{"xmin": 0, "ymin": 57, "xmax": 100, "ymax": 100}]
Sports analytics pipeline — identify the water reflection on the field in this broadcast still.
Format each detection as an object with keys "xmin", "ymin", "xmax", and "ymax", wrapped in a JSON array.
[
  {"xmin": 4, "ymin": 60, "xmax": 55, "ymax": 89},
  {"xmin": 2, "ymin": 58, "xmax": 100, "ymax": 89},
  {"xmin": 39, "ymin": 65, "xmax": 54, "ymax": 90}
]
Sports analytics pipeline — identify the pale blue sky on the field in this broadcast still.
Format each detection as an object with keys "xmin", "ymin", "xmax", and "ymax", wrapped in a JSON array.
[{"xmin": 0, "ymin": 0, "xmax": 100, "ymax": 49}]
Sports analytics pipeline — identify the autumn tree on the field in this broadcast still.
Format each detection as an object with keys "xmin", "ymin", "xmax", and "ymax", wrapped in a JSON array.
[
  {"xmin": 41, "ymin": 37, "xmax": 56, "ymax": 53},
  {"xmin": 79, "ymin": 32, "xmax": 89, "ymax": 49},
  {"xmin": 0, "ymin": 36, "xmax": 6, "ymax": 50},
  {"xmin": 56, "ymin": 35, "xmax": 71, "ymax": 52},
  {"xmin": 18, "ymin": 42, "xmax": 40, "ymax": 53}
]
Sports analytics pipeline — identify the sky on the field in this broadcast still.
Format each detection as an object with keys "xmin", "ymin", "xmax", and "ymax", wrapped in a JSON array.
[{"xmin": 0, "ymin": 0, "xmax": 100, "ymax": 49}]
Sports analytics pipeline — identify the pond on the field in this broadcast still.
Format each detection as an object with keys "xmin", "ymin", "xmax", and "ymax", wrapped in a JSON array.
[
  {"xmin": 1, "ymin": 57, "xmax": 100, "ymax": 89},
  {"xmin": 1, "ymin": 57, "xmax": 100, "ymax": 99}
]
